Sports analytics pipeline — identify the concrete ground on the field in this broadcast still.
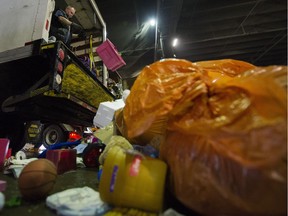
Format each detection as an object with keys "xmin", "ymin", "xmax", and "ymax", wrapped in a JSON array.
[
  {"xmin": 0, "ymin": 165, "xmax": 198, "ymax": 216},
  {"xmin": 0, "ymin": 123, "xmax": 197, "ymax": 216},
  {"xmin": 0, "ymin": 167, "xmax": 100, "ymax": 216}
]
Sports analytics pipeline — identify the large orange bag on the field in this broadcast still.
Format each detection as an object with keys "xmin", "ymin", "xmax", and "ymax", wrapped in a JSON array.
[
  {"xmin": 117, "ymin": 59, "xmax": 255, "ymax": 148},
  {"xmin": 161, "ymin": 65, "xmax": 287, "ymax": 215},
  {"xmin": 117, "ymin": 59, "xmax": 287, "ymax": 215}
]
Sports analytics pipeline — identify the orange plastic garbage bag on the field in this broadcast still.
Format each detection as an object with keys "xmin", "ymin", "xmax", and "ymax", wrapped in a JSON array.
[
  {"xmin": 160, "ymin": 65, "xmax": 287, "ymax": 215},
  {"xmin": 116, "ymin": 58, "xmax": 286, "ymax": 215},
  {"xmin": 118, "ymin": 59, "xmax": 255, "ymax": 149}
]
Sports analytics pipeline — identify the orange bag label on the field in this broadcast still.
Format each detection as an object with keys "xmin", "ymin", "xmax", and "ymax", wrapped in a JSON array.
[{"xmin": 129, "ymin": 155, "xmax": 142, "ymax": 176}]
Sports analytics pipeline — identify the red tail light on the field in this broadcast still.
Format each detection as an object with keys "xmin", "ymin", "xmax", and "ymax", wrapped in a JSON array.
[
  {"xmin": 57, "ymin": 61, "xmax": 63, "ymax": 73},
  {"xmin": 69, "ymin": 131, "xmax": 82, "ymax": 141},
  {"xmin": 58, "ymin": 48, "xmax": 65, "ymax": 61}
]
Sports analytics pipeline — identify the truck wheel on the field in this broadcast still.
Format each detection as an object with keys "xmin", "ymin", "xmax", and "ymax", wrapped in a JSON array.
[
  {"xmin": 42, "ymin": 124, "xmax": 66, "ymax": 148},
  {"xmin": 82, "ymin": 143, "xmax": 106, "ymax": 168}
]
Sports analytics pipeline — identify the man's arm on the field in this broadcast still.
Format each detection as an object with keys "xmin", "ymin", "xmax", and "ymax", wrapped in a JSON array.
[
  {"xmin": 58, "ymin": 16, "xmax": 72, "ymax": 26},
  {"xmin": 58, "ymin": 15, "xmax": 82, "ymax": 31}
]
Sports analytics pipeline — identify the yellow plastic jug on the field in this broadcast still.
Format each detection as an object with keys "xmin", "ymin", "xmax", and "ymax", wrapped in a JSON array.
[{"xmin": 98, "ymin": 145, "xmax": 167, "ymax": 212}]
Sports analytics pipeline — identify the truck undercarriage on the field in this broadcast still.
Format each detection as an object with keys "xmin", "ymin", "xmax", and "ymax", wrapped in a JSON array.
[{"xmin": 0, "ymin": 0, "xmax": 115, "ymax": 152}]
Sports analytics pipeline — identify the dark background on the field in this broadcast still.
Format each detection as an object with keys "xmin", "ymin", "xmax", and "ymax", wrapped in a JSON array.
[{"xmin": 60, "ymin": 0, "xmax": 287, "ymax": 83}]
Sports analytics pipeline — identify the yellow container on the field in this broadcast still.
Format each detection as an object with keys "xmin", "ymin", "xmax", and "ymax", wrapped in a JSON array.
[{"xmin": 99, "ymin": 146, "xmax": 167, "ymax": 212}]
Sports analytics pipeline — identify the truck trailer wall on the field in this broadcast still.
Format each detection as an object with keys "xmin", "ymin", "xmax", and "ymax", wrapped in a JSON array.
[{"xmin": 0, "ymin": 0, "xmax": 55, "ymax": 53}]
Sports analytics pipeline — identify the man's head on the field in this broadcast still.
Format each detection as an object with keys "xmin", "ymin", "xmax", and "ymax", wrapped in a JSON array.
[{"xmin": 65, "ymin": 6, "xmax": 76, "ymax": 18}]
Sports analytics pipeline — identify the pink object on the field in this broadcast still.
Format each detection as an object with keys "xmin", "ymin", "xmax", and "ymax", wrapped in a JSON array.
[
  {"xmin": 5, "ymin": 148, "xmax": 12, "ymax": 159},
  {"xmin": 0, "ymin": 139, "xmax": 9, "ymax": 171},
  {"xmin": 46, "ymin": 149, "xmax": 77, "ymax": 174},
  {"xmin": 96, "ymin": 39, "xmax": 126, "ymax": 71},
  {"xmin": 0, "ymin": 180, "xmax": 6, "ymax": 192}
]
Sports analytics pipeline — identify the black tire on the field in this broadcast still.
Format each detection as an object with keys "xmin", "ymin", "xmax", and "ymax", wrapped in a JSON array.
[{"xmin": 42, "ymin": 124, "xmax": 66, "ymax": 148}]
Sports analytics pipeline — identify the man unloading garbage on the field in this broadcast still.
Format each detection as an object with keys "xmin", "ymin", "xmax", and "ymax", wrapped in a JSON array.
[{"xmin": 49, "ymin": 5, "xmax": 86, "ymax": 47}]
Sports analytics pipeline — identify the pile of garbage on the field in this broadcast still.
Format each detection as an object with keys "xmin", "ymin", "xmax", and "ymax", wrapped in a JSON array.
[{"xmin": 0, "ymin": 58, "xmax": 286, "ymax": 216}]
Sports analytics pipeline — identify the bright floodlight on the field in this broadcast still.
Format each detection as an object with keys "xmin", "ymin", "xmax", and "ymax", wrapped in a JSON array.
[
  {"xmin": 149, "ymin": 19, "xmax": 156, "ymax": 26},
  {"xmin": 172, "ymin": 38, "xmax": 178, "ymax": 47}
]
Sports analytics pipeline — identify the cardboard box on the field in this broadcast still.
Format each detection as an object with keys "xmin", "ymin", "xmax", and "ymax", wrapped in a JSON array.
[{"xmin": 93, "ymin": 99, "xmax": 125, "ymax": 128}]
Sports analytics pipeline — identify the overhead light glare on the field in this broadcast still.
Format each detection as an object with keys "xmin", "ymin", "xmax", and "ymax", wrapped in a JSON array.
[
  {"xmin": 172, "ymin": 38, "xmax": 178, "ymax": 47},
  {"xmin": 149, "ymin": 19, "xmax": 156, "ymax": 26}
]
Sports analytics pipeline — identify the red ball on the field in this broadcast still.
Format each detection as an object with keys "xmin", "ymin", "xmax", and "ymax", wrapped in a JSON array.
[{"xmin": 18, "ymin": 159, "xmax": 57, "ymax": 200}]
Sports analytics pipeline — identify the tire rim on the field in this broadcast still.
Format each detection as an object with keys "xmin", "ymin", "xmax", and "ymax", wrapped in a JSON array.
[{"xmin": 45, "ymin": 130, "xmax": 58, "ymax": 145}]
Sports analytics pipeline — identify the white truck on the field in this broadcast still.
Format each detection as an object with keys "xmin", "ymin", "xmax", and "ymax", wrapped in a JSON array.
[{"xmin": 0, "ymin": 0, "xmax": 114, "ymax": 153}]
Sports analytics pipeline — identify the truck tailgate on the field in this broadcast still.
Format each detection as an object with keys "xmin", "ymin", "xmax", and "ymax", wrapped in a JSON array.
[{"xmin": 1, "ymin": 41, "xmax": 115, "ymax": 126}]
